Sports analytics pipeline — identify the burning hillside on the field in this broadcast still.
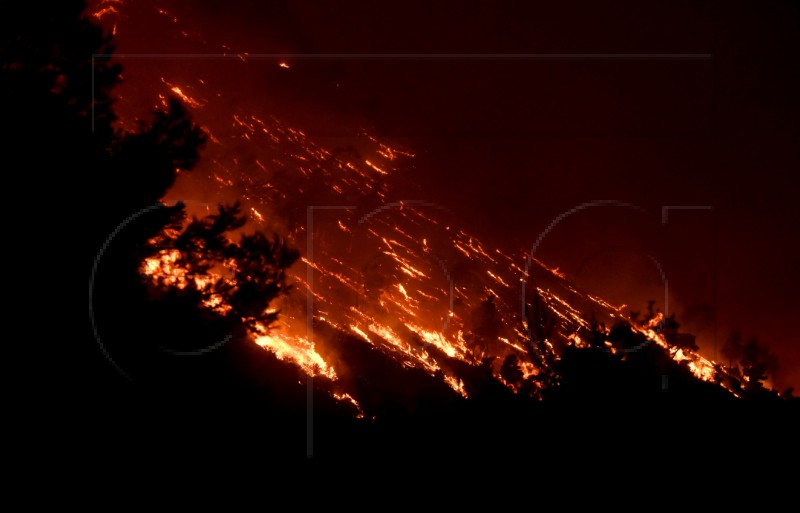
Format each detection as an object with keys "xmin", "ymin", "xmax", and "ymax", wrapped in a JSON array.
[{"xmin": 87, "ymin": 0, "xmax": 779, "ymax": 418}]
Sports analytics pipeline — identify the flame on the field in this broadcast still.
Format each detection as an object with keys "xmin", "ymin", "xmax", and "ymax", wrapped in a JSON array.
[
  {"xmin": 169, "ymin": 86, "xmax": 203, "ymax": 108},
  {"xmin": 404, "ymin": 323, "xmax": 470, "ymax": 361},
  {"xmin": 92, "ymin": 6, "xmax": 119, "ymax": 19},
  {"xmin": 251, "ymin": 207, "xmax": 264, "ymax": 222},
  {"xmin": 90, "ymin": 0, "xmax": 122, "ymax": 19},
  {"xmin": 333, "ymin": 392, "xmax": 364, "ymax": 418},
  {"xmin": 364, "ymin": 160, "xmax": 388, "ymax": 175},
  {"xmin": 629, "ymin": 313, "xmax": 720, "ymax": 384},
  {"xmin": 105, "ymin": 0, "xmax": 748, "ymax": 419},
  {"xmin": 444, "ymin": 375, "xmax": 468, "ymax": 398},
  {"xmin": 395, "ymin": 283, "xmax": 410, "ymax": 301},
  {"xmin": 349, "ymin": 325, "xmax": 372, "ymax": 344},
  {"xmin": 155, "ymin": 7, "xmax": 178, "ymax": 23},
  {"xmin": 254, "ymin": 328, "xmax": 336, "ymax": 380},
  {"xmin": 141, "ymin": 248, "xmax": 337, "ymax": 379},
  {"xmin": 142, "ymin": 249, "xmax": 221, "ymax": 296},
  {"xmin": 487, "ymin": 270, "xmax": 510, "ymax": 288}
]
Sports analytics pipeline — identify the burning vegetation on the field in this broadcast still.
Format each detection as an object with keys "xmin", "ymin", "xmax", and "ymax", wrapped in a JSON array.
[
  {"xmin": 5, "ymin": 0, "xmax": 795, "ymax": 461},
  {"xmin": 75, "ymin": 0, "xmax": 791, "ymax": 416},
  {"xmin": 44, "ymin": 0, "xmax": 789, "ymax": 437},
  {"xmin": 135, "ymin": 93, "xmax": 779, "ymax": 411}
]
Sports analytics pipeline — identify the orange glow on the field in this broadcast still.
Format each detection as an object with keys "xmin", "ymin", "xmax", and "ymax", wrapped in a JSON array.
[
  {"xmin": 92, "ymin": 6, "xmax": 118, "ymax": 19},
  {"xmin": 568, "ymin": 332, "xmax": 589, "ymax": 348},
  {"xmin": 89, "ymin": 0, "xmax": 126, "ymax": 31},
  {"xmin": 395, "ymin": 283, "xmax": 410, "ymax": 301},
  {"xmin": 112, "ymin": 27, "xmax": 741, "ymax": 415},
  {"xmin": 350, "ymin": 325, "xmax": 372, "ymax": 344},
  {"xmin": 364, "ymin": 160, "xmax": 388, "ymax": 175},
  {"xmin": 142, "ymin": 249, "xmax": 221, "ymax": 296},
  {"xmin": 444, "ymin": 375, "xmax": 468, "ymax": 398},
  {"xmin": 333, "ymin": 392, "xmax": 364, "ymax": 418},
  {"xmin": 405, "ymin": 322, "xmax": 470, "ymax": 361},
  {"xmin": 520, "ymin": 361, "xmax": 539, "ymax": 380},
  {"xmin": 250, "ymin": 207, "xmax": 264, "ymax": 222},
  {"xmin": 487, "ymin": 270, "xmax": 510, "ymax": 288},
  {"xmin": 255, "ymin": 331, "xmax": 336, "ymax": 380},
  {"xmin": 626, "ymin": 313, "xmax": 721, "ymax": 384},
  {"xmin": 170, "ymin": 86, "xmax": 202, "ymax": 108},
  {"xmin": 156, "ymin": 7, "xmax": 179, "ymax": 23},
  {"xmin": 498, "ymin": 336, "xmax": 527, "ymax": 353}
]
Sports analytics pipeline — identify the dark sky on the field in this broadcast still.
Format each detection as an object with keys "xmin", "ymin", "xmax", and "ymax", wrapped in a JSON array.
[{"xmin": 101, "ymin": 0, "xmax": 800, "ymax": 391}]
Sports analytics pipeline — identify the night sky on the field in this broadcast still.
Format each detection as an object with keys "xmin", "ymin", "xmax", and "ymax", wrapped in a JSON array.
[{"xmin": 98, "ymin": 0, "xmax": 800, "ymax": 391}]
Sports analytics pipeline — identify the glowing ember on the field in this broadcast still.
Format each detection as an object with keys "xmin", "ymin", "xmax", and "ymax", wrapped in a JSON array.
[
  {"xmin": 333, "ymin": 392, "xmax": 364, "ymax": 418},
  {"xmin": 92, "ymin": 6, "xmax": 119, "ymax": 19},
  {"xmin": 364, "ymin": 160, "xmax": 388, "ymax": 175},
  {"xmin": 170, "ymin": 86, "xmax": 202, "ymax": 108},
  {"xmin": 251, "ymin": 207, "xmax": 264, "ymax": 222},
  {"xmin": 520, "ymin": 361, "xmax": 539, "ymax": 380}
]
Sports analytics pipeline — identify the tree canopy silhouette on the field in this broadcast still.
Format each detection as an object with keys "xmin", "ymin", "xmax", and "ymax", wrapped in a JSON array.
[
  {"xmin": 722, "ymin": 328, "xmax": 744, "ymax": 374},
  {"xmin": 662, "ymin": 313, "xmax": 699, "ymax": 353},
  {"xmin": 1, "ymin": 1, "xmax": 303, "ymax": 392}
]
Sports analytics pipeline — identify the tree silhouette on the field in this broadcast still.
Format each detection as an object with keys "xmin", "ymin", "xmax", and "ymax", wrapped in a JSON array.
[
  {"xmin": 522, "ymin": 291, "xmax": 559, "ymax": 393},
  {"xmin": 138, "ymin": 202, "xmax": 299, "ymax": 361},
  {"xmin": 739, "ymin": 336, "xmax": 778, "ymax": 394},
  {"xmin": 11, "ymin": 1, "xmax": 800, "ymax": 461},
  {"xmin": 662, "ymin": 313, "xmax": 699, "ymax": 353},
  {"xmin": 3, "ymin": 2, "xmax": 127, "ymax": 264},
  {"xmin": 0, "ymin": 1, "xmax": 304, "ymax": 392},
  {"xmin": 108, "ymin": 96, "xmax": 207, "ymax": 212},
  {"xmin": 500, "ymin": 353, "xmax": 524, "ymax": 388},
  {"xmin": 2, "ymin": 2, "xmax": 121, "ymax": 140},
  {"xmin": 722, "ymin": 328, "xmax": 744, "ymax": 373},
  {"xmin": 642, "ymin": 299, "xmax": 658, "ymax": 325},
  {"xmin": 465, "ymin": 294, "xmax": 503, "ymax": 363},
  {"xmin": 527, "ymin": 291, "xmax": 557, "ymax": 350},
  {"xmin": 225, "ymin": 223, "xmax": 300, "ymax": 331},
  {"xmin": 585, "ymin": 313, "xmax": 608, "ymax": 349}
]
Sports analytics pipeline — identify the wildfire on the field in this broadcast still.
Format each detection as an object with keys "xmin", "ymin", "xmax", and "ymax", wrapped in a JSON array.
[
  {"xmin": 105, "ymin": 0, "xmax": 745, "ymax": 421},
  {"xmin": 90, "ymin": 0, "xmax": 122, "ymax": 18},
  {"xmin": 141, "ymin": 248, "xmax": 337, "ymax": 378},
  {"xmin": 405, "ymin": 322, "xmax": 470, "ymax": 361},
  {"xmin": 444, "ymin": 375, "xmax": 468, "ymax": 398},
  {"xmin": 251, "ymin": 207, "xmax": 264, "ymax": 222},
  {"xmin": 349, "ymin": 325, "xmax": 373, "ymax": 344},
  {"xmin": 142, "ymin": 249, "xmax": 220, "ymax": 299},
  {"xmin": 166, "ymin": 83, "xmax": 204, "ymax": 108},
  {"xmin": 364, "ymin": 160, "xmax": 388, "ymax": 175},
  {"xmin": 628, "ymin": 312, "xmax": 719, "ymax": 383},
  {"xmin": 255, "ymin": 330, "xmax": 336, "ymax": 380},
  {"xmin": 395, "ymin": 283, "xmax": 410, "ymax": 301},
  {"xmin": 333, "ymin": 392, "xmax": 364, "ymax": 418},
  {"xmin": 92, "ymin": 5, "xmax": 119, "ymax": 19}
]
